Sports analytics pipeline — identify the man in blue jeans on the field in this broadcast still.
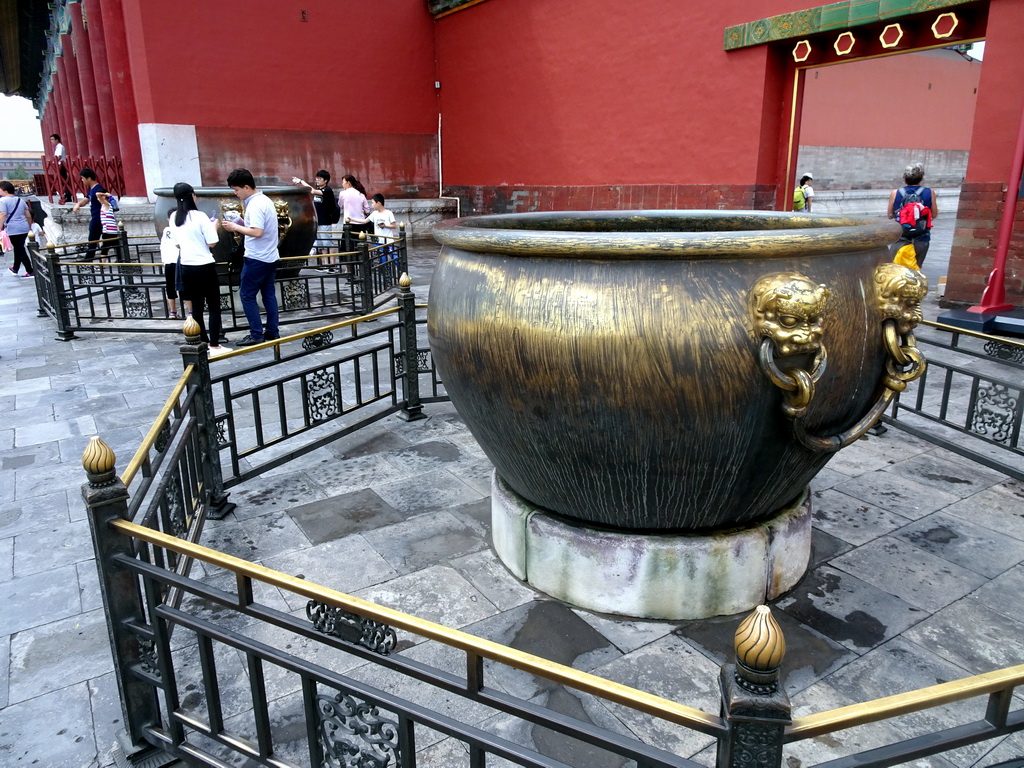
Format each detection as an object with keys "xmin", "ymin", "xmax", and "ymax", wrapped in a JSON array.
[{"xmin": 222, "ymin": 168, "xmax": 280, "ymax": 345}]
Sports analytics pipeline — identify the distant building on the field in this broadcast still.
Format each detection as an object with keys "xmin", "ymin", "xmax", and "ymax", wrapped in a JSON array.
[{"xmin": 0, "ymin": 150, "xmax": 43, "ymax": 179}]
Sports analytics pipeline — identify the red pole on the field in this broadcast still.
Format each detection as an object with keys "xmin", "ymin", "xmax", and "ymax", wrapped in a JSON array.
[
  {"xmin": 84, "ymin": 0, "xmax": 120, "ymax": 159},
  {"xmin": 99, "ymin": 0, "xmax": 147, "ymax": 198},
  {"xmin": 968, "ymin": 95, "xmax": 1024, "ymax": 314},
  {"xmin": 70, "ymin": 2, "xmax": 102, "ymax": 160},
  {"xmin": 59, "ymin": 34, "xmax": 88, "ymax": 158}
]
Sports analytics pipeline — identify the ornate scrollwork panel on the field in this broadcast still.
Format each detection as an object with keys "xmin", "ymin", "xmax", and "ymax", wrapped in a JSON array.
[
  {"xmin": 415, "ymin": 350, "xmax": 431, "ymax": 374},
  {"xmin": 970, "ymin": 383, "xmax": 1019, "ymax": 444},
  {"xmin": 984, "ymin": 340, "xmax": 1024, "ymax": 364},
  {"xmin": 154, "ymin": 419, "xmax": 172, "ymax": 453},
  {"xmin": 137, "ymin": 637, "xmax": 160, "ymax": 678},
  {"xmin": 306, "ymin": 369, "xmax": 341, "ymax": 422},
  {"xmin": 122, "ymin": 287, "xmax": 153, "ymax": 319},
  {"xmin": 215, "ymin": 416, "xmax": 231, "ymax": 449},
  {"xmin": 302, "ymin": 331, "xmax": 335, "ymax": 351},
  {"xmin": 316, "ymin": 691, "xmax": 401, "ymax": 768},
  {"xmin": 164, "ymin": 474, "xmax": 187, "ymax": 539},
  {"xmin": 307, "ymin": 601, "xmax": 397, "ymax": 655},
  {"xmin": 282, "ymin": 279, "xmax": 310, "ymax": 311},
  {"xmin": 731, "ymin": 721, "xmax": 783, "ymax": 768}
]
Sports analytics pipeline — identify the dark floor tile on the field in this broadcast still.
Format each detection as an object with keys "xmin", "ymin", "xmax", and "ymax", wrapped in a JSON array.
[{"xmin": 287, "ymin": 488, "xmax": 405, "ymax": 544}]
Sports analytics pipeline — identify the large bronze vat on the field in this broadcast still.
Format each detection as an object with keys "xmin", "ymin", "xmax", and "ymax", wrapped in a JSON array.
[
  {"xmin": 430, "ymin": 210, "xmax": 926, "ymax": 532},
  {"xmin": 153, "ymin": 186, "xmax": 315, "ymax": 279}
]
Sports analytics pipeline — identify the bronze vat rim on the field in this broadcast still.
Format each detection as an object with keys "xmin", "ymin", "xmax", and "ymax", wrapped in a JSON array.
[{"xmin": 433, "ymin": 209, "xmax": 900, "ymax": 259}]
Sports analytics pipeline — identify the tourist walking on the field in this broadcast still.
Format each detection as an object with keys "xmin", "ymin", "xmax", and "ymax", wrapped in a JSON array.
[
  {"xmin": 339, "ymin": 175, "xmax": 372, "ymax": 235},
  {"xmin": 292, "ymin": 170, "xmax": 338, "ymax": 252},
  {"xmin": 222, "ymin": 168, "xmax": 280, "ymax": 346},
  {"xmin": 793, "ymin": 173, "xmax": 814, "ymax": 211},
  {"xmin": 167, "ymin": 182, "xmax": 229, "ymax": 353},
  {"xmin": 70, "ymin": 168, "xmax": 107, "ymax": 260},
  {"xmin": 0, "ymin": 181, "xmax": 34, "ymax": 277},
  {"xmin": 888, "ymin": 163, "xmax": 937, "ymax": 268}
]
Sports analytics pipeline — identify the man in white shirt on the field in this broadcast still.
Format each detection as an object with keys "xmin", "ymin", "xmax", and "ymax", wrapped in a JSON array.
[
  {"xmin": 50, "ymin": 133, "xmax": 71, "ymax": 203},
  {"xmin": 222, "ymin": 168, "xmax": 281, "ymax": 345}
]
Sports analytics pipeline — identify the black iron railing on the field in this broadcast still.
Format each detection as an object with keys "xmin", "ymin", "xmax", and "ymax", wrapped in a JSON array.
[
  {"xmin": 29, "ymin": 225, "xmax": 408, "ymax": 340},
  {"xmin": 83, "ymin": 296, "xmax": 1024, "ymax": 768},
  {"xmin": 884, "ymin": 321, "xmax": 1024, "ymax": 481}
]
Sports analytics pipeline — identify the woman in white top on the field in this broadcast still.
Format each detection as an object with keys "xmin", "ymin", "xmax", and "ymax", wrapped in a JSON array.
[
  {"xmin": 339, "ymin": 175, "xmax": 372, "ymax": 235},
  {"xmin": 167, "ymin": 182, "xmax": 228, "ymax": 352}
]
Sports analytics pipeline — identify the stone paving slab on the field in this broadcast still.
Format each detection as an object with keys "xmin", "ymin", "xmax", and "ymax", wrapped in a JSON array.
[{"xmin": 2, "ymin": 245, "xmax": 1024, "ymax": 767}]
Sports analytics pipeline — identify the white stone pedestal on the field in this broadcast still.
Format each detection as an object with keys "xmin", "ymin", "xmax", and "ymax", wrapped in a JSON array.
[{"xmin": 491, "ymin": 473, "xmax": 811, "ymax": 620}]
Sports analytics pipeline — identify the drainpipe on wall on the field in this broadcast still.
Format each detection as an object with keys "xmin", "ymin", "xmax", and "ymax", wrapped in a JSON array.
[
  {"xmin": 437, "ymin": 112, "xmax": 461, "ymax": 219},
  {"xmin": 968, "ymin": 96, "xmax": 1024, "ymax": 313}
]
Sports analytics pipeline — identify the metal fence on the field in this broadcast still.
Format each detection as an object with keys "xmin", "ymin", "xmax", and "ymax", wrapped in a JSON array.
[
  {"xmin": 883, "ymin": 321, "xmax": 1024, "ymax": 481},
  {"xmin": 83, "ymin": 291, "xmax": 1024, "ymax": 768},
  {"xmin": 29, "ymin": 225, "xmax": 408, "ymax": 341}
]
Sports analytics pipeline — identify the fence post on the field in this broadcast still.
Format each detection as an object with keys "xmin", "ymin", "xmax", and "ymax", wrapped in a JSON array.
[
  {"xmin": 343, "ymin": 221, "xmax": 354, "ymax": 253},
  {"xmin": 358, "ymin": 233, "xmax": 375, "ymax": 315},
  {"xmin": 30, "ymin": 241, "xmax": 48, "ymax": 318},
  {"xmin": 396, "ymin": 273, "xmax": 426, "ymax": 422},
  {"xmin": 47, "ymin": 246, "xmax": 77, "ymax": 341},
  {"xmin": 82, "ymin": 436, "xmax": 163, "ymax": 763},
  {"xmin": 717, "ymin": 606, "xmax": 790, "ymax": 768},
  {"xmin": 117, "ymin": 219, "xmax": 130, "ymax": 262},
  {"xmin": 179, "ymin": 316, "xmax": 236, "ymax": 520},
  {"xmin": 397, "ymin": 222, "xmax": 409, "ymax": 278}
]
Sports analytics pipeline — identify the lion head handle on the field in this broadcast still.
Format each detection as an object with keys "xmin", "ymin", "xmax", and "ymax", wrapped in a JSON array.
[
  {"xmin": 875, "ymin": 263, "xmax": 928, "ymax": 336},
  {"xmin": 751, "ymin": 274, "xmax": 832, "ymax": 356}
]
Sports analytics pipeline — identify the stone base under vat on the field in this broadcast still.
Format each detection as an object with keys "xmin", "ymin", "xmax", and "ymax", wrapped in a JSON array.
[{"xmin": 491, "ymin": 473, "xmax": 811, "ymax": 620}]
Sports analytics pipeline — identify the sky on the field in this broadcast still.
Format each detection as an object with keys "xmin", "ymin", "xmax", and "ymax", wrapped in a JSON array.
[
  {"xmin": 0, "ymin": 42, "xmax": 985, "ymax": 155},
  {"xmin": 0, "ymin": 94, "xmax": 44, "ymax": 151}
]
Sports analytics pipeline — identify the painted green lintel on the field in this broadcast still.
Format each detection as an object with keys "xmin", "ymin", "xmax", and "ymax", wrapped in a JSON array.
[{"xmin": 724, "ymin": 0, "xmax": 979, "ymax": 50}]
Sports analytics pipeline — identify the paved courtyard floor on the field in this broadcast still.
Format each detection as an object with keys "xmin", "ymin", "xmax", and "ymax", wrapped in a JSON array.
[{"xmin": 1, "ymin": 226, "xmax": 1023, "ymax": 768}]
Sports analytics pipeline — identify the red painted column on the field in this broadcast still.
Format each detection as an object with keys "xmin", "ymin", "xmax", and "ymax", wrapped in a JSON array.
[
  {"xmin": 69, "ymin": 1, "xmax": 102, "ymax": 159},
  {"xmin": 59, "ymin": 34, "xmax": 88, "ymax": 159},
  {"xmin": 98, "ymin": 0, "xmax": 146, "ymax": 197},
  {"xmin": 54, "ymin": 58, "xmax": 77, "ymax": 158},
  {"xmin": 84, "ymin": 0, "xmax": 120, "ymax": 159}
]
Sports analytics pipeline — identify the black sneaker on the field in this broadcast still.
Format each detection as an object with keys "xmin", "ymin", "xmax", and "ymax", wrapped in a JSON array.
[
  {"xmin": 265, "ymin": 332, "xmax": 280, "ymax": 341},
  {"xmin": 237, "ymin": 334, "xmax": 265, "ymax": 347}
]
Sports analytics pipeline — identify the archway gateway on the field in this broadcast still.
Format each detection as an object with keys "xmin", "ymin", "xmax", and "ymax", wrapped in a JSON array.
[
  {"xmin": 724, "ymin": 1, "xmax": 986, "ymax": 211},
  {"xmin": 726, "ymin": 0, "xmax": 1024, "ymax": 312}
]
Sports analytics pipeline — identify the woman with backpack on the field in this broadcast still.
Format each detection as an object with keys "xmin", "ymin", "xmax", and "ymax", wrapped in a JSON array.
[{"xmin": 888, "ymin": 163, "xmax": 937, "ymax": 267}]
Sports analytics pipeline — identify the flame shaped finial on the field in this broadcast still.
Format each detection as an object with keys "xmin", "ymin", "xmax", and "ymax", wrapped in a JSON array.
[
  {"xmin": 734, "ymin": 605, "xmax": 786, "ymax": 690},
  {"xmin": 182, "ymin": 314, "xmax": 202, "ymax": 343}
]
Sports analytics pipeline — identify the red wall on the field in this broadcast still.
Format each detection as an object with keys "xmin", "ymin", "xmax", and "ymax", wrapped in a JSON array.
[
  {"xmin": 120, "ymin": 1, "xmax": 438, "ymax": 134},
  {"xmin": 801, "ymin": 49, "xmax": 981, "ymax": 149},
  {"xmin": 434, "ymin": 0, "xmax": 803, "ymax": 188}
]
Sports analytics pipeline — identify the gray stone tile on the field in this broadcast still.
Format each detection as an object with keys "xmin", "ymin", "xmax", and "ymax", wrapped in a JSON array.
[
  {"xmin": 7, "ymin": 609, "xmax": 113, "ymax": 705},
  {"xmin": 776, "ymin": 565, "xmax": 928, "ymax": 652},
  {"xmin": 5, "ymin": 403, "xmax": 55, "ymax": 429},
  {"xmin": 903, "ymin": 600, "xmax": 1024, "ymax": 675},
  {"xmin": 0, "ymin": 536, "xmax": 12, "ymax": 583},
  {"xmin": 325, "ymin": 422, "xmax": 412, "ymax": 459},
  {"xmin": 894, "ymin": 512, "xmax": 1024, "ymax": 578},
  {"xmin": 969, "ymin": 564, "xmax": 1024, "ymax": 625},
  {"xmin": 77, "ymin": 560, "xmax": 103, "ymax": 613},
  {"xmin": 823, "ymin": 637, "xmax": 996, "ymax": 767},
  {"xmin": 834, "ymin": 469, "xmax": 961, "ymax": 521},
  {"xmin": 810, "ymin": 527, "xmax": 853, "ymax": 568},
  {"xmin": 287, "ymin": 488, "xmax": 405, "ymax": 543},
  {"xmin": 0, "ymin": 683, "xmax": 100, "ymax": 767},
  {"xmin": 200, "ymin": 509, "xmax": 310, "ymax": 562},
  {"xmin": 14, "ymin": 414, "xmax": 96, "ymax": 447},
  {"xmin": 372, "ymin": 467, "xmax": 484, "ymax": 514},
  {"xmin": 260, "ymin": 536, "xmax": 399, "ymax": 612},
  {"xmin": 588, "ymin": 633, "xmax": 719, "ymax": 760},
  {"xmin": 362, "ymin": 509, "xmax": 487, "ymax": 574},
  {"xmin": 0, "ymin": 376, "xmax": 52, "ymax": 396},
  {"xmin": 832, "ymin": 537, "xmax": 989, "ymax": 612},
  {"xmin": 354, "ymin": 564, "xmax": 498, "ymax": 631},
  {"xmin": 230, "ymin": 469, "xmax": 328, "ymax": 521},
  {"xmin": 785, "ymin": 680, "xmax": 957, "ymax": 768},
  {"xmin": 15, "ymin": 455, "xmax": 87, "ymax": 501},
  {"xmin": 827, "ymin": 440, "xmax": 898, "ymax": 476},
  {"xmin": 812, "ymin": 487, "xmax": 914, "ymax": 545},
  {"xmin": 301, "ymin": 452, "xmax": 407, "ymax": 497},
  {"xmin": 450, "ymin": 549, "xmax": 538, "ymax": 612},
  {"xmin": 0, "ymin": 564, "xmax": 82, "ymax": 635},
  {"xmin": 885, "ymin": 451, "xmax": 1007, "ymax": 499},
  {"xmin": 13, "ymin": 518, "xmax": 94, "ymax": 577},
  {"xmin": 570, "ymin": 608, "xmax": 677, "ymax": 656},
  {"xmin": 170, "ymin": 634, "xmax": 255, "ymax": 722},
  {"xmin": 942, "ymin": 479, "xmax": 1024, "ymax": 543},
  {"xmin": 0, "ymin": 633, "xmax": 8, "ymax": 709},
  {"xmin": 88, "ymin": 672, "xmax": 126, "ymax": 758},
  {"xmin": 0, "ymin": 427, "xmax": 11, "ymax": 451},
  {"xmin": 975, "ymin": 731, "xmax": 1024, "ymax": 767},
  {"xmin": 809, "ymin": 466, "xmax": 847, "ymax": 492},
  {"xmin": 378, "ymin": 438, "xmax": 472, "ymax": 475},
  {"xmin": 15, "ymin": 383, "xmax": 88, "ymax": 409}
]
